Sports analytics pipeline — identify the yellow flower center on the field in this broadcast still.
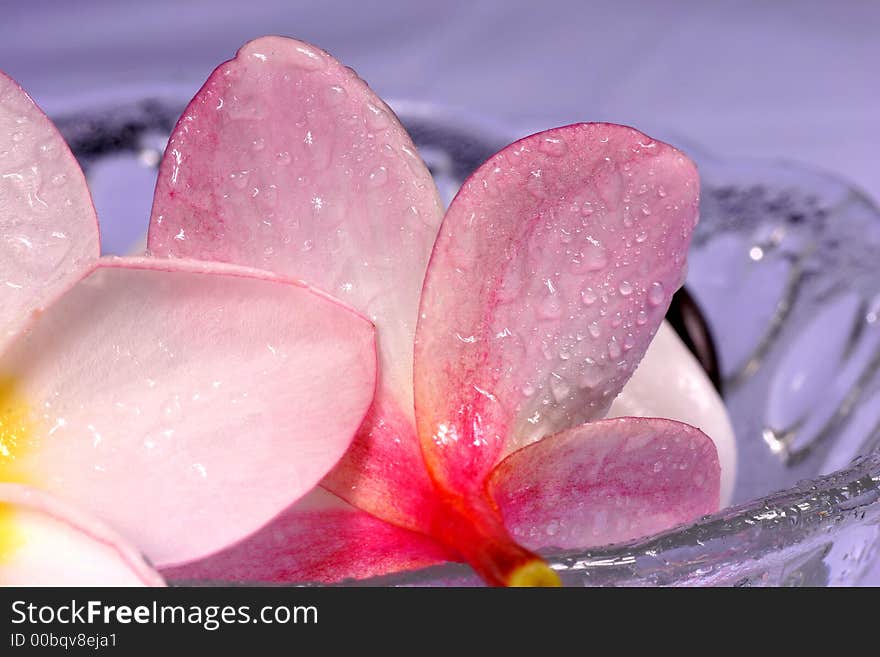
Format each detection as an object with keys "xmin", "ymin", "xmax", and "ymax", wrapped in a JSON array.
[
  {"xmin": 0, "ymin": 503, "xmax": 23, "ymax": 564},
  {"xmin": 0, "ymin": 376, "xmax": 33, "ymax": 483},
  {"xmin": 0, "ymin": 376, "xmax": 34, "ymax": 566}
]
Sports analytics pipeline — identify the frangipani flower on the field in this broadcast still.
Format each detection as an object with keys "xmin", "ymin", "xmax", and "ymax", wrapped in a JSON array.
[
  {"xmin": 149, "ymin": 37, "xmax": 727, "ymax": 587},
  {"xmin": 0, "ymin": 70, "xmax": 377, "ymax": 584}
]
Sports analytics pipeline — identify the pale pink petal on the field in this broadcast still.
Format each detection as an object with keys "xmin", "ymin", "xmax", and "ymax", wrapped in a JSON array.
[
  {"xmin": 0, "ymin": 257, "xmax": 376, "ymax": 567},
  {"xmin": 489, "ymin": 417, "xmax": 720, "ymax": 550},
  {"xmin": 0, "ymin": 483, "xmax": 163, "ymax": 586},
  {"xmin": 163, "ymin": 487, "xmax": 454, "ymax": 584},
  {"xmin": 147, "ymin": 36, "xmax": 443, "ymax": 530},
  {"xmin": 0, "ymin": 71, "xmax": 99, "ymax": 345},
  {"xmin": 414, "ymin": 123, "xmax": 699, "ymax": 492}
]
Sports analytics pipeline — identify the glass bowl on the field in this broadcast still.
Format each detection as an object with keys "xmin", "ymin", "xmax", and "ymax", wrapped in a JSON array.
[{"xmin": 54, "ymin": 99, "xmax": 880, "ymax": 587}]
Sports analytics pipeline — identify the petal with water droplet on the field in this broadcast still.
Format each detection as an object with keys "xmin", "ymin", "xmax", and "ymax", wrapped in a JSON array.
[
  {"xmin": 147, "ymin": 36, "xmax": 443, "ymax": 530},
  {"xmin": 609, "ymin": 321, "xmax": 737, "ymax": 506},
  {"xmin": 0, "ymin": 483, "xmax": 163, "ymax": 586},
  {"xmin": 162, "ymin": 487, "xmax": 454, "ymax": 584},
  {"xmin": 0, "ymin": 71, "xmax": 99, "ymax": 346},
  {"xmin": 0, "ymin": 257, "xmax": 376, "ymax": 567},
  {"xmin": 414, "ymin": 123, "xmax": 699, "ymax": 491},
  {"xmin": 489, "ymin": 417, "xmax": 720, "ymax": 549}
]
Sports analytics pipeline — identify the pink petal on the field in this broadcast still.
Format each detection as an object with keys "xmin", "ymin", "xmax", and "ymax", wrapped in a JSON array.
[
  {"xmin": 322, "ymin": 395, "xmax": 444, "ymax": 530},
  {"xmin": 414, "ymin": 123, "xmax": 699, "ymax": 491},
  {"xmin": 0, "ymin": 483, "xmax": 163, "ymax": 586},
  {"xmin": 608, "ymin": 321, "xmax": 737, "ymax": 506},
  {"xmin": 147, "ymin": 36, "xmax": 444, "ymax": 529},
  {"xmin": 0, "ymin": 71, "xmax": 99, "ymax": 345},
  {"xmin": 161, "ymin": 487, "xmax": 454, "ymax": 584},
  {"xmin": 489, "ymin": 417, "xmax": 720, "ymax": 550},
  {"xmin": 0, "ymin": 257, "xmax": 376, "ymax": 567}
]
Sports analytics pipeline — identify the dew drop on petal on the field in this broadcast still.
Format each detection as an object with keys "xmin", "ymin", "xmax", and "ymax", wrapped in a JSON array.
[
  {"xmin": 581, "ymin": 287, "xmax": 598, "ymax": 306},
  {"xmin": 608, "ymin": 338, "xmax": 622, "ymax": 360},
  {"xmin": 538, "ymin": 137, "xmax": 567, "ymax": 157},
  {"xmin": 324, "ymin": 84, "xmax": 347, "ymax": 105},
  {"xmin": 648, "ymin": 281, "xmax": 666, "ymax": 306},
  {"xmin": 365, "ymin": 102, "xmax": 390, "ymax": 130},
  {"xmin": 550, "ymin": 374, "xmax": 571, "ymax": 402},
  {"xmin": 368, "ymin": 166, "xmax": 388, "ymax": 188}
]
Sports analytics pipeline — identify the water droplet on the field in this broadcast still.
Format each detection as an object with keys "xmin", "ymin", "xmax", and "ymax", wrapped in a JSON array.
[
  {"xmin": 610, "ymin": 312, "xmax": 623, "ymax": 328},
  {"xmin": 481, "ymin": 175, "xmax": 500, "ymax": 198},
  {"xmin": 538, "ymin": 137, "xmax": 567, "ymax": 157},
  {"xmin": 618, "ymin": 281, "xmax": 634, "ymax": 296},
  {"xmin": 324, "ymin": 84, "xmax": 347, "ymax": 106},
  {"xmin": 657, "ymin": 185, "xmax": 668, "ymax": 198},
  {"xmin": 290, "ymin": 44, "xmax": 327, "ymax": 71},
  {"xmin": 588, "ymin": 322, "xmax": 601, "ymax": 338},
  {"xmin": 11, "ymin": 132, "xmax": 24, "ymax": 143},
  {"xmin": 550, "ymin": 374, "xmax": 571, "ymax": 402},
  {"xmin": 51, "ymin": 173, "xmax": 67, "ymax": 187},
  {"xmin": 581, "ymin": 287, "xmax": 598, "ymax": 306},
  {"xmin": 526, "ymin": 172, "xmax": 547, "ymax": 199},
  {"xmin": 39, "ymin": 142, "xmax": 59, "ymax": 159},
  {"xmin": 623, "ymin": 333, "xmax": 636, "ymax": 350},
  {"xmin": 262, "ymin": 185, "xmax": 278, "ymax": 207},
  {"xmin": 251, "ymin": 136, "xmax": 265, "ymax": 152},
  {"xmin": 636, "ymin": 309, "xmax": 648, "ymax": 325},
  {"xmin": 161, "ymin": 396, "xmax": 181, "ymax": 418},
  {"xmin": 608, "ymin": 338, "xmax": 622, "ymax": 360},
  {"xmin": 581, "ymin": 201, "xmax": 594, "ymax": 217},
  {"xmin": 276, "ymin": 151, "xmax": 292, "ymax": 166},
  {"xmin": 229, "ymin": 170, "xmax": 249, "ymax": 189},
  {"xmin": 573, "ymin": 238, "xmax": 607, "ymax": 273},
  {"xmin": 648, "ymin": 281, "xmax": 665, "ymax": 306},
  {"xmin": 521, "ymin": 382, "xmax": 536, "ymax": 397},
  {"xmin": 368, "ymin": 166, "xmax": 388, "ymax": 188},
  {"xmin": 641, "ymin": 204, "xmax": 651, "ymax": 216},
  {"xmin": 365, "ymin": 102, "xmax": 390, "ymax": 130},
  {"xmin": 635, "ymin": 231, "xmax": 647, "ymax": 243}
]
